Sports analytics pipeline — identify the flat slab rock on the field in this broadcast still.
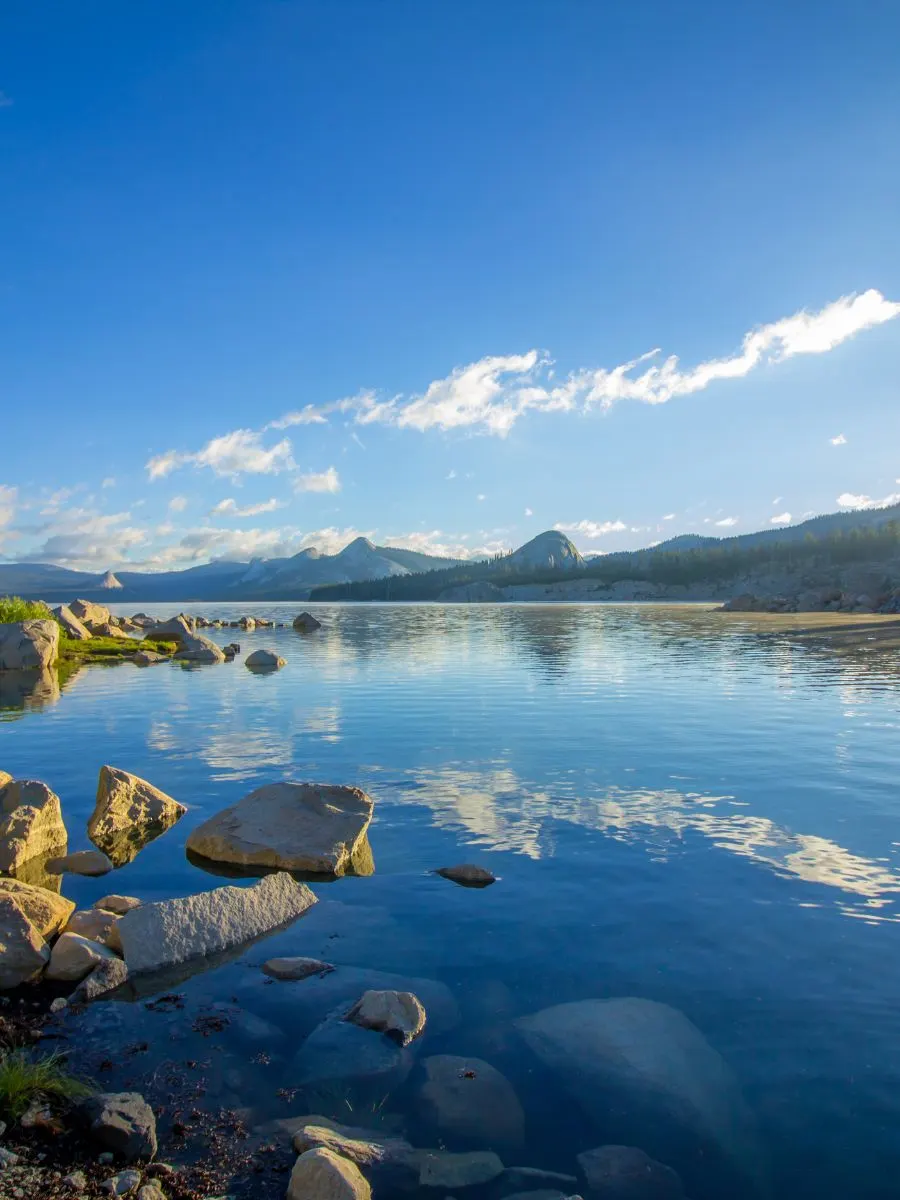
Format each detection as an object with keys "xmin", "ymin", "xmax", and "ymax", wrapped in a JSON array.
[
  {"xmin": 185, "ymin": 781, "xmax": 375, "ymax": 875},
  {"xmin": 262, "ymin": 956, "xmax": 334, "ymax": 981},
  {"xmin": 117, "ymin": 871, "xmax": 317, "ymax": 974},
  {"xmin": 46, "ymin": 849, "xmax": 114, "ymax": 877}
]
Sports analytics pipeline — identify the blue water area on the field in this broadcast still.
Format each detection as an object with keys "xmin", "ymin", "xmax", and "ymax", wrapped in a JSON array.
[{"xmin": 3, "ymin": 603, "xmax": 900, "ymax": 1198}]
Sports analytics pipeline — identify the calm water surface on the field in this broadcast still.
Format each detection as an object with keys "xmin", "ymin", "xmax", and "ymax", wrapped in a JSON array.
[{"xmin": 3, "ymin": 603, "xmax": 900, "ymax": 1198}]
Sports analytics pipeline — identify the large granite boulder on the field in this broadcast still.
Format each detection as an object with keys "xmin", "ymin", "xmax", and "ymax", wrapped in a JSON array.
[
  {"xmin": 0, "ymin": 779, "xmax": 67, "ymax": 872},
  {"xmin": 142, "ymin": 615, "xmax": 195, "ymax": 642},
  {"xmin": 0, "ymin": 878, "xmax": 74, "ymax": 938},
  {"xmin": 52, "ymin": 605, "xmax": 91, "ymax": 641},
  {"xmin": 245, "ymin": 649, "xmax": 286, "ymax": 670},
  {"xmin": 173, "ymin": 632, "xmax": 226, "ymax": 664},
  {"xmin": 116, "ymin": 872, "xmax": 317, "ymax": 975},
  {"xmin": 288, "ymin": 1147, "xmax": 370, "ymax": 1200},
  {"xmin": 0, "ymin": 895, "xmax": 50, "ymax": 988},
  {"xmin": 515, "ymin": 998, "xmax": 763, "ymax": 1198},
  {"xmin": 64, "ymin": 908, "xmax": 123, "ymax": 953},
  {"xmin": 186, "ymin": 782, "xmax": 374, "ymax": 875},
  {"xmin": 69, "ymin": 599, "xmax": 111, "ymax": 626},
  {"xmin": 46, "ymin": 932, "xmax": 121, "ymax": 983},
  {"xmin": 0, "ymin": 620, "xmax": 59, "ymax": 670},
  {"xmin": 88, "ymin": 766, "xmax": 186, "ymax": 866},
  {"xmin": 80, "ymin": 1092, "xmax": 157, "ymax": 1161},
  {"xmin": 418, "ymin": 1054, "xmax": 525, "ymax": 1150}
]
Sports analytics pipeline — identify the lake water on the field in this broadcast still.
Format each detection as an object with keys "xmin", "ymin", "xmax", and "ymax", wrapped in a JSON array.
[{"xmin": 3, "ymin": 603, "xmax": 900, "ymax": 1199}]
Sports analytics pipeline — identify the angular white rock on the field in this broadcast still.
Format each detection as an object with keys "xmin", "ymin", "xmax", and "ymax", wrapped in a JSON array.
[
  {"xmin": 0, "ymin": 620, "xmax": 59, "ymax": 670},
  {"xmin": 0, "ymin": 779, "xmax": 67, "ymax": 872}
]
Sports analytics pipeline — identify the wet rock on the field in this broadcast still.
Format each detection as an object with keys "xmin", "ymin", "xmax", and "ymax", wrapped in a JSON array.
[
  {"xmin": 133, "ymin": 651, "xmax": 166, "ymax": 666},
  {"xmin": 71, "ymin": 955, "xmax": 130, "ymax": 1004},
  {"xmin": 186, "ymin": 782, "xmax": 374, "ymax": 875},
  {"xmin": 293, "ymin": 612, "xmax": 323, "ymax": 632},
  {"xmin": 419, "ymin": 1054, "xmax": 525, "ymax": 1150},
  {"xmin": 52, "ymin": 604, "xmax": 92, "ymax": 641},
  {"xmin": 46, "ymin": 932, "xmax": 120, "ymax": 982},
  {"xmin": 0, "ymin": 877, "xmax": 74, "ymax": 938},
  {"xmin": 291, "ymin": 1115, "xmax": 415, "ymax": 1169},
  {"xmin": 346, "ymin": 989, "xmax": 426, "ymax": 1046},
  {"xmin": 288, "ymin": 1147, "xmax": 371, "ymax": 1200},
  {"xmin": 88, "ymin": 766, "xmax": 186, "ymax": 866},
  {"xmin": 576, "ymin": 1145, "xmax": 685, "ymax": 1199},
  {"xmin": 95, "ymin": 895, "xmax": 142, "ymax": 916},
  {"xmin": 0, "ymin": 895, "xmax": 50, "ymax": 988},
  {"xmin": 245, "ymin": 649, "xmax": 286, "ymax": 669},
  {"xmin": 81, "ymin": 1092, "xmax": 157, "ymax": 1162},
  {"xmin": 417, "ymin": 1149, "xmax": 504, "ymax": 1189},
  {"xmin": 0, "ymin": 619, "xmax": 60, "ymax": 671},
  {"xmin": 0, "ymin": 779, "xmax": 67, "ymax": 873},
  {"xmin": 64, "ymin": 908, "xmax": 124, "ymax": 953},
  {"xmin": 437, "ymin": 864, "xmax": 496, "ymax": 887},
  {"xmin": 515, "ymin": 998, "xmax": 761, "ymax": 1196},
  {"xmin": 172, "ymin": 633, "xmax": 226, "ymax": 665},
  {"xmin": 262, "ymin": 956, "xmax": 334, "ymax": 980},
  {"xmin": 46, "ymin": 849, "xmax": 114, "ymax": 876},
  {"xmin": 294, "ymin": 1018, "xmax": 412, "ymax": 1091},
  {"xmin": 50, "ymin": 996, "xmax": 68, "ymax": 1013},
  {"xmin": 102, "ymin": 1168, "xmax": 142, "ymax": 1194},
  {"xmin": 117, "ymin": 871, "xmax": 317, "ymax": 974}
]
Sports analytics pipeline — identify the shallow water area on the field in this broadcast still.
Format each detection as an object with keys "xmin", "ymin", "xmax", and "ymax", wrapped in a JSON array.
[{"xmin": 3, "ymin": 602, "xmax": 900, "ymax": 1198}]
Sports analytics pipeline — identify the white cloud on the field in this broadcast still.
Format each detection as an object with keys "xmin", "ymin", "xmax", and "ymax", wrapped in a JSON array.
[
  {"xmin": 476, "ymin": 493, "xmax": 486, "ymax": 502},
  {"xmin": 770, "ymin": 512, "xmax": 792, "ymax": 525},
  {"xmin": 17, "ymin": 507, "xmax": 147, "ymax": 569},
  {"xmin": 101, "ymin": 477, "xmax": 116, "ymax": 489},
  {"xmin": 715, "ymin": 516, "xmax": 738, "ymax": 527},
  {"xmin": 837, "ymin": 491, "xmax": 900, "ymax": 511},
  {"xmin": 772, "ymin": 496, "xmax": 783, "ymax": 505},
  {"xmin": 294, "ymin": 466, "xmax": 341, "ymax": 494},
  {"xmin": 209, "ymin": 497, "xmax": 282, "ymax": 518},
  {"xmin": 168, "ymin": 495, "xmax": 188, "ymax": 513},
  {"xmin": 382, "ymin": 529, "xmax": 508, "ymax": 560},
  {"xmin": 0, "ymin": 485, "xmax": 17, "ymax": 529},
  {"xmin": 446, "ymin": 470, "xmax": 457, "ymax": 480},
  {"xmin": 155, "ymin": 522, "xmax": 175, "ymax": 536},
  {"xmin": 524, "ymin": 507, "xmax": 533, "ymax": 517},
  {"xmin": 147, "ymin": 429, "xmax": 294, "ymax": 481},
  {"xmin": 40, "ymin": 487, "xmax": 79, "ymax": 516},
  {"xmin": 554, "ymin": 519, "xmax": 627, "ymax": 538},
  {"xmin": 662, "ymin": 513, "xmax": 675, "ymax": 521},
  {"xmin": 830, "ymin": 433, "xmax": 848, "ymax": 445}
]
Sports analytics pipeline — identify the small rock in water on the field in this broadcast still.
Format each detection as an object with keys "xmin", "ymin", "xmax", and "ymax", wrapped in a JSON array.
[
  {"xmin": 94, "ymin": 895, "xmax": 142, "ymax": 915},
  {"xmin": 436, "ymin": 864, "xmax": 496, "ymax": 887},
  {"xmin": 244, "ymin": 649, "xmax": 286, "ymax": 669},
  {"xmin": 287, "ymin": 1147, "xmax": 370, "ymax": 1199},
  {"xmin": 261, "ymin": 956, "xmax": 334, "ymax": 981},
  {"xmin": 345, "ymin": 989, "xmax": 426, "ymax": 1046},
  {"xmin": 46, "ymin": 850, "xmax": 114, "ymax": 877},
  {"xmin": 577, "ymin": 1145, "xmax": 685, "ymax": 1199},
  {"xmin": 102, "ymin": 1169, "xmax": 143, "ymax": 1196},
  {"xmin": 49, "ymin": 996, "xmax": 68, "ymax": 1013},
  {"xmin": 416, "ymin": 1150, "xmax": 504, "ymax": 1189}
]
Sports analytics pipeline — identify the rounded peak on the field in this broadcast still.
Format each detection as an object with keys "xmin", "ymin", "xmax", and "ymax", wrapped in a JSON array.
[{"xmin": 341, "ymin": 537, "xmax": 376, "ymax": 554}]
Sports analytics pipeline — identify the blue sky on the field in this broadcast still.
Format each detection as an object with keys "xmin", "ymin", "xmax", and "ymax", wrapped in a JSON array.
[{"xmin": 1, "ymin": 1, "xmax": 899, "ymax": 570}]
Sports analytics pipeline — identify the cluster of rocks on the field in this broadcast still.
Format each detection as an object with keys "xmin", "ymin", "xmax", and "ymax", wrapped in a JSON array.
[{"xmin": 722, "ymin": 586, "xmax": 900, "ymax": 615}]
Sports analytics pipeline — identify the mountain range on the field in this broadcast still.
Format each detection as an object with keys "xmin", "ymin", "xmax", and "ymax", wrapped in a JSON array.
[{"xmin": 1, "ymin": 502, "xmax": 899, "ymax": 602}]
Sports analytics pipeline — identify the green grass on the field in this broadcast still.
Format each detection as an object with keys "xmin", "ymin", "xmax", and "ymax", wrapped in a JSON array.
[
  {"xmin": 59, "ymin": 637, "xmax": 176, "ymax": 664},
  {"xmin": 0, "ymin": 597, "xmax": 56, "ymax": 624},
  {"xmin": 0, "ymin": 1050, "xmax": 92, "ymax": 1121}
]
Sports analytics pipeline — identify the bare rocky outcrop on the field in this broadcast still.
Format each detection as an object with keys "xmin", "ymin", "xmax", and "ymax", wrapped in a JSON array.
[
  {"xmin": 0, "ymin": 620, "xmax": 60, "ymax": 671},
  {"xmin": 186, "ymin": 782, "xmax": 374, "ymax": 875},
  {"xmin": 52, "ymin": 605, "xmax": 92, "ymax": 641},
  {"xmin": 88, "ymin": 766, "xmax": 186, "ymax": 866},
  {"xmin": 116, "ymin": 871, "xmax": 317, "ymax": 975},
  {"xmin": 0, "ymin": 778, "xmax": 67, "ymax": 872},
  {"xmin": 69, "ymin": 599, "xmax": 111, "ymax": 626}
]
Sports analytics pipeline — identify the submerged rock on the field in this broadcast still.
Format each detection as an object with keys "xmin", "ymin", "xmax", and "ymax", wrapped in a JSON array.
[
  {"xmin": 287, "ymin": 1147, "xmax": 371, "ymax": 1200},
  {"xmin": 346, "ymin": 989, "xmax": 426, "ymax": 1046},
  {"xmin": 46, "ymin": 849, "xmax": 114, "ymax": 877},
  {"xmin": 262, "ymin": 956, "xmax": 334, "ymax": 981},
  {"xmin": 46, "ymin": 932, "xmax": 120, "ymax": 983},
  {"xmin": 577, "ymin": 1145, "xmax": 685, "ymax": 1199},
  {"xmin": 437, "ymin": 863, "xmax": 497, "ymax": 887},
  {"xmin": 294, "ymin": 1018, "xmax": 412, "ymax": 1092},
  {"xmin": 185, "ymin": 781, "xmax": 374, "ymax": 876},
  {"xmin": 496, "ymin": 1167, "xmax": 580, "ymax": 1195},
  {"xmin": 0, "ymin": 895, "xmax": 50, "ymax": 988},
  {"xmin": 417, "ymin": 1149, "xmax": 504, "ymax": 1189},
  {"xmin": 245, "ymin": 649, "xmax": 286, "ymax": 670},
  {"xmin": 515, "ymin": 997, "xmax": 763, "ymax": 1197},
  {"xmin": 0, "ymin": 620, "xmax": 60, "ymax": 671},
  {"xmin": 418, "ymin": 1054, "xmax": 525, "ymax": 1150},
  {"xmin": 88, "ymin": 766, "xmax": 186, "ymax": 866},
  {"xmin": 80, "ymin": 1092, "xmax": 157, "ymax": 1162},
  {"xmin": 291, "ymin": 1115, "xmax": 415, "ymax": 1170},
  {"xmin": 0, "ymin": 779, "xmax": 67, "ymax": 872},
  {"xmin": 116, "ymin": 871, "xmax": 317, "ymax": 975},
  {"xmin": 0, "ymin": 878, "xmax": 74, "ymax": 938}
]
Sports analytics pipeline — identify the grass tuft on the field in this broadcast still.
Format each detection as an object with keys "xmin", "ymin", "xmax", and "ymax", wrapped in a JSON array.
[
  {"xmin": 0, "ymin": 1050, "xmax": 93, "ymax": 1120},
  {"xmin": 0, "ymin": 597, "xmax": 56, "ymax": 625}
]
